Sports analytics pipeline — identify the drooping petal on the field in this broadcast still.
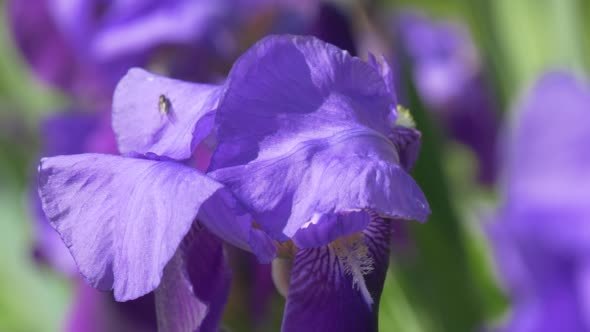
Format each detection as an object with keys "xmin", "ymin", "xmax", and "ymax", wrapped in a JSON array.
[
  {"xmin": 281, "ymin": 216, "xmax": 392, "ymax": 332},
  {"xmin": 212, "ymin": 131, "xmax": 428, "ymax": 242},
  {"xmin": 112, "ymin": 68, "xmax": 223, "ymax": 160},
  {"xmin": 38, "ymin": 153, "xmax": 248, "ymax": 300},
  {"xmin": 210, "ymin": 35, "xmax": 429, "ymax": 242},
  {"xmin": 155, "ymin": 225, "xmax": 230, "ymax": 332}
]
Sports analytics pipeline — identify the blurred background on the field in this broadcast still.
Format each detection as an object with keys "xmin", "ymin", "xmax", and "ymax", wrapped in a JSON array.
[{"xmin": 1, "ymin": 0, "xmax": 589, "ymax": 331}]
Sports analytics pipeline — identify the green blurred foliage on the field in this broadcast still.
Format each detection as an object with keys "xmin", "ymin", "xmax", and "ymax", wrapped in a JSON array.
[
  {"xmin": 489, "ymin": 0, "xmax": 586, "ymax": 98},
  {"xmin": 0, "ymin": 189, "xmax": 71, "ymax": 332}
]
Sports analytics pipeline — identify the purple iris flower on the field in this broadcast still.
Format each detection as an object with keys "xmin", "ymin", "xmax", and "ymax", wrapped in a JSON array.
[
  {"xmin": 37, "ymin": 71, "xmax": 274, "ymax": 331},
  {"xmin": 395, "ymin": 12, "xmax": 500, "ymax": 184},
  {"xmin": 489, "ymin": 72, "xmax": 590, "ymax": 332},
  {"xmin": 38, "ymin": 35, "xmax": 430, "ymax": 331}
]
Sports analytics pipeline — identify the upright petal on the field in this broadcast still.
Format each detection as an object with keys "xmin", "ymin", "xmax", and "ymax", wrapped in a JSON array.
[
  {"xmin": 156, "ymin": 225, "xmax": 230, "ymax": 332},
  {"xmin": 38, "ymin": 153, "xmax": 240, "ymax": 300},
  {"xmin": 112, "ymin": 68, "xmax": 223, "ymax": 160},
  {"xmin": 211, "ymin": 35, "xmax": 394, "ymax": 170},
  {"xmin": 209, "ymin": 35, "xmax": 429, "ymax": 242},
  {"xmin": 281, "ymin": 217, "xmax": 392, "ymax": 332}
]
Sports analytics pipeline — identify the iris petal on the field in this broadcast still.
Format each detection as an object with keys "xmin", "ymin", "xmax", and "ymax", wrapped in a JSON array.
[
  {"xmin": 113, "ymin": 68, "xmax": 222, "ymax": 160},
  {"xmin": 210, "ymin": 36, "xmax": 429, "ymax": 242},
  {"xmin": 38, "ymin": 153, "xmax": 241, "ymax": 300},
  {"xmin": 211, "ymin": 130, "xmax": 429, "ymax": 243},
  {"xmin": 211, "ymin": 35, "xmax": 394, "ymax": 170},
  {"xmin": 156, "ymin": 226, "xmax": 230, "ymax": 332},
  {"xmin": 281, "ymin": 216, "xmax": 392, "ymax": 332}
]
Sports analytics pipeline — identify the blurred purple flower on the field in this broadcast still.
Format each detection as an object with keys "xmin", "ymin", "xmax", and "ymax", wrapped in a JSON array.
[
  {"xmin": 37, "ymin": 35, "xmax": 429, "ymax": 331},
  {"xmin": 489, "ymin": 72, "xmax": 590, "ymax": 332},
  {"xmin": 8, "ymin": 0, "xmax": 233, "ymax": 98},
  {"xmin": 8, "ymin": 0, "xmax": 355, "ymax": 99},
  {"xmin": 395, "ymin": 12, "xmax": 500, "ymax": 184},
  {"xmin": 8, "ymin": 0, "xmax": 107, "ymax": 99}
]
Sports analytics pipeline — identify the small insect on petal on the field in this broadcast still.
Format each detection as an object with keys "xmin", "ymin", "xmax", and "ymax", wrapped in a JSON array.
[{"xmin": 158, "ymin": 94, "xmax": 171, "ymax": 115}]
